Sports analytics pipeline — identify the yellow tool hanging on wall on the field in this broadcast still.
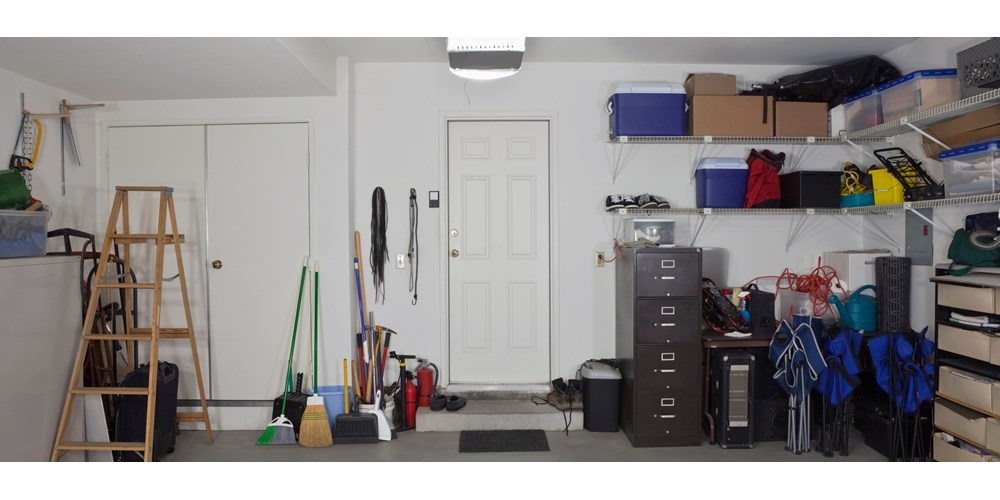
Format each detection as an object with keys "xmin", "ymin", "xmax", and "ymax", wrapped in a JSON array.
[{"xmin": 9, "ymin": 112, "xmax": 42, "ymax": 170}]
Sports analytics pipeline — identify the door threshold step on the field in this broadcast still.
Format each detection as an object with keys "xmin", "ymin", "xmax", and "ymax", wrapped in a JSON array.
[{"xmin": 415, "ymin": 399, "xmax": 583, "ymax": 432}]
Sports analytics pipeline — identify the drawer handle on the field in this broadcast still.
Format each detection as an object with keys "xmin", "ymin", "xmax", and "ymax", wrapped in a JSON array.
[
  {"xmin": 655, "ymin": 414, "xmax": 676, "ymax": 419},
  {"xmin": 654, "ymin": 369, "xmax": 676, "ymax": 373},
  {"xmin": 661, "ymin": 352, "xmax": 675, "ymax": 361},
  {"xmin": 660, "ymin": 306, "xmax": 675, "ymax": 315},
  {"xmin": 653, "ymin": 322, "xmax": 676, "ymax": 327},
  {"xmin": 660, "ymin": 398, "xmax": 675, "ymax": 407},
  {"xmin": 660, "ymin": 260, "xmax": 675, "ymax": 269},
  {"xmin": 654, "ymin": 276, "xmax": 676, "ymax": 280}
]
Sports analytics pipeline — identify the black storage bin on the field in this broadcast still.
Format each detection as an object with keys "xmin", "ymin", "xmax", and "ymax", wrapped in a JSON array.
[
  {"xmin": 779, "ymin": 171, "xmax": 842, "ymax": 208},
  {"xmin": 114, "ymin": 361, "xmax": 179, "ymax": 462},
  {"xmin": 581, "ymin": 361, "xmax": 621, "ymax": 432}
]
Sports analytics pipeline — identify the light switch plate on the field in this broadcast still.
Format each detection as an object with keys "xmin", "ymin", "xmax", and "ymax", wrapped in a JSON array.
[{"xmin": 396, "ymin": 254, "xmax": 405, "ymax": 269}]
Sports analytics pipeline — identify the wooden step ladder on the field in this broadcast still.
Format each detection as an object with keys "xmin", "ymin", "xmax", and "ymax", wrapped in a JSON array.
[{"xmin": 51, "ymin": 186, "xmax": 213, "ymax": 461}]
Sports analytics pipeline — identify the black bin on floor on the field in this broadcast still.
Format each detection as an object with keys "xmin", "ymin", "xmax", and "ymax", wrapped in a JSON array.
[{"xmin": 581, "ymin": 361, "xmax": 621, "ymax": 432}]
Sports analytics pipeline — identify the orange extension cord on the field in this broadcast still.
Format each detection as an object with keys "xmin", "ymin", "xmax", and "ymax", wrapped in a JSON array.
[{"xmin": 743, "ymin": 257, "xmax": 846, "ymax": 319}]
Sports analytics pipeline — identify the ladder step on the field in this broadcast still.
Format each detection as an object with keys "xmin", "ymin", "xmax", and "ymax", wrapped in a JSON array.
[
  {"xmin": 96, "ymin": 283, "xmax": 156, "ymax": 289},
  {"xmin": 83, "ymin": 329, "xmax": 191, "ymax": 341},
  {"xmin": 57, "ymin": 441, "xmax": 146, "ymax": 452},
  {"xmin": 115, "ymin": 186, "xmax": 172, "ymax": 193},
  {"xmin": 176, "ymin": 411, "xmax": 206, "ymax": 422},
  {"xmin": 110, "ymin": 233, "xmax": 186, "ymax": 244},
  {"xmin": 71, "ymin": 387, "xmax": 148, "ymax": 396}
]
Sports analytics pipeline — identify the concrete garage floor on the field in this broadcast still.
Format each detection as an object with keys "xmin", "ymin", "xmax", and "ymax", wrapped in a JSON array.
[{"xmin": 165, "ymin": 428, "xmax": 886, "ymax": 462}]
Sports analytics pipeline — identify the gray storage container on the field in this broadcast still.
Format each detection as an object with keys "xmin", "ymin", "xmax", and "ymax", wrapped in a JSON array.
[{"xmin": 581, "ymin": 361, "xmax": 622, "ymax": 432}]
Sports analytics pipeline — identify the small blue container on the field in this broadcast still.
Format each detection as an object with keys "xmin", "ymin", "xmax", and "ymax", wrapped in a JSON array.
[
  {"xmin": 317, "ymin": 385, "xmax": 351, "ymax": 430},
  {"xmin": 695, "ymin": 158, "xmax": 748, "ymax": 208},
  {"xmin": 841, "ymin": 191, "xmax": 875, "ymax": 208},
  {"xmin": 608, "ymin": 82, "xmax": 686, "ymax": 139}
]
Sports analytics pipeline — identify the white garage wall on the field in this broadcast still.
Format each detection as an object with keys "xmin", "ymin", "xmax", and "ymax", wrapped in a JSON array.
[
  {"xmin": 353, "ymin": 61, "xmax": 881, "ymax": 383},
  {"xmin": 0, "ymin": 66, "xmax": 98, "ymax": 241}
]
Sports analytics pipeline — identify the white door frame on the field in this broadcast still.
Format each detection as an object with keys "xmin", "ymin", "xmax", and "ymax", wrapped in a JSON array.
[{"xmin": 438, "ymin": 111, "xmax": 560, "ymax": 388}]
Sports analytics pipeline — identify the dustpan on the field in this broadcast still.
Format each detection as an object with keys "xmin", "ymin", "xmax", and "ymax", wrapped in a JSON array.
[{"xmin": 333, "ymin": 412, "xmax": 380, "ymax": 444}]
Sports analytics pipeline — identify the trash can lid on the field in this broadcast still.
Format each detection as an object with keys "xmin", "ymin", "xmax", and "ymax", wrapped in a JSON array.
[{"xmin": 581, "ymin": 361, "xmax": 621, "ymax": 380}]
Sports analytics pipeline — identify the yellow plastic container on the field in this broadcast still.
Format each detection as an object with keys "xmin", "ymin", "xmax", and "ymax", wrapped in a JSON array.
[{"xmin": 871, "ymin": 169, "xmax": 904, "ymax": 205}]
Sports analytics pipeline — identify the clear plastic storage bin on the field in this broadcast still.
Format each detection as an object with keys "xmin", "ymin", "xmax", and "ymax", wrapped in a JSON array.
[
  {"xmin": 940, "ymin": 140, "xmax": 1000, "ymax": 196},
  {"xmin": 878, "ymin": 69, "xmax": 959, "ymax": 123},
  {"xmin": 843, "ymin": 89, "xmax": 881, "ymax": 133},
  {"xmin": 0, "ymin": 208, "xmax": 49, "ymax": 258}
]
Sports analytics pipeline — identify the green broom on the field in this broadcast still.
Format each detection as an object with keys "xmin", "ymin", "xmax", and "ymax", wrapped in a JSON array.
[
  {"xmin": 299, "ymin": 260, "xmax": 333, "ymax": 447},
  {"xmin": 257, "ymin": 257, "xmax": 309, "ymax": 446}
]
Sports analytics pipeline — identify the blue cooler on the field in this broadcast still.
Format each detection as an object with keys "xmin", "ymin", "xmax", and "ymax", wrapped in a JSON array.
[
  {"xmin": 608, "ymin": 82, "xmax": 686, "ymax": 139},
  {"xmin": 696, "ymin": 158, "xmax": 749, "ymax": 208}
]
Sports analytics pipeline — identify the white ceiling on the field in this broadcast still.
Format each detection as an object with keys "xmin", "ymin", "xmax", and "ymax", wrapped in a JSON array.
[{"xmin": 0, "ymin": 37, "xmax": 919, "ymax": 101}]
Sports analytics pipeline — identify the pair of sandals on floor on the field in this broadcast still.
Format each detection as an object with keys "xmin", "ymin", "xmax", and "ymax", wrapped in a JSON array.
[{"xmin": 430, "ymin": 394, "xmax": 466, "ymax": 412}]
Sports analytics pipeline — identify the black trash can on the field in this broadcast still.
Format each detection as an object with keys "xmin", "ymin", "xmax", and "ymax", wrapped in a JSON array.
[{"xmin": 581, "ymin": 361, "xmax": 621, "ymax": 432}]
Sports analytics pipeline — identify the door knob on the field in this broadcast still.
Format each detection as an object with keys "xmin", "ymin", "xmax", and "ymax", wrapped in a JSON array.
[
  {"xmin": 211, "ymin": 260, "xmax": 223, "ymax": 269},
  {"xmin": 450, "ymin": 228, "xmax": 459, "ymax": 237},
  {"xmin": 450, "ymin": 249, "xmax": 460, "ymax": 258}
]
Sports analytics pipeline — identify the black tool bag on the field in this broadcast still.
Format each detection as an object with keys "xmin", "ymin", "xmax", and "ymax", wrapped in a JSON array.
[
  {"xmin": 702, "ymin": 278, "xmax": 753, "ymax": 334},
  {"xmin": 965, "ymin": 211, "xmax": 1000, "ymax": 232},
  {"xmin": 745, "ymin": 283, "xmax": 777, "ymax": 334},
  {"xmin": 114, "ymin": 361, "xmax": 179, "ymax": 462}
]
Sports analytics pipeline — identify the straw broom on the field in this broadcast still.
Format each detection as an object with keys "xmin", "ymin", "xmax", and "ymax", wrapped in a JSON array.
[
  {"xmin": 299, "ymin": 260, "xmax": 333, "ymax": 447},
  {"xmin": 257, "ymin": 257, "xmax": 309, "ymax": 445}
]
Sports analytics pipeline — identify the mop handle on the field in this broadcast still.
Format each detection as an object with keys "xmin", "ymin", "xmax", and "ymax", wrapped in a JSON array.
[
  {"xmin": 282, "ymin": 258, "xmax": 309, "ymax": 416},
  {"xmin": 354, "ymin": 258, "xmax": 369, "ymax": 400},
  {"xmin": 313, "ymin": 260, "xmax": 319, "ymax": 393}
]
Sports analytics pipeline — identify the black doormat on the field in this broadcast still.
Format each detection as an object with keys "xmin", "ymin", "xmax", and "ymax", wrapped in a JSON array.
[{"xmin": 458, "ymin": 429, "xmax": 550, "ymax": 453}]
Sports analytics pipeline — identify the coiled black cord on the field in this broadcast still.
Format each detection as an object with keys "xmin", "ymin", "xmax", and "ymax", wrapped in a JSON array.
[{"xmin": 371, "ymin": 187, "xmax": 388, "ymax": 304}]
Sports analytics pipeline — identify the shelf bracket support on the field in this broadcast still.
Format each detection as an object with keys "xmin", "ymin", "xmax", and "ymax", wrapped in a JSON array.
[
  {"xmin": 902, "ymin": 121, "xmax": 951, "ymax": 151},
  {"xmin": 906, "ymin": 205, "xmax": 954, "ymax": 238},
  {"xmin": 843, "ymin": 139, "xmax": 878, "ymax": 162},
  {"xmin": 785, "ymin": 210, "xmax": 814, "ymax": 251},
  {"xmin": 690, "ymin": 211, "xmax": 709, "ymax": 246},
  {"xmin": 838, "ymin": 213, "xmax": 902, "ymax": 252}
]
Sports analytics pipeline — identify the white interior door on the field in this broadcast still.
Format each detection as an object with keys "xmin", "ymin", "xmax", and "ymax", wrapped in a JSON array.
[
  {"xmin": 206, "ymin": 123, "xmax": 310, "ymax": 400},
  {"xmin": 107, "ymin": 122, "xmax": 310, "ymax": 403},
  {"xmin": 448, "ymin": 120, "xmax": 550, "ymax": 383},
  {"xmin": 107, "ymin": 125, "xmax": 208, "ymax": 401}
]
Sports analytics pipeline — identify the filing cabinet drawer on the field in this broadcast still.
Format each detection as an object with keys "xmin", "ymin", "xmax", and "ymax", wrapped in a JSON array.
[
  {"xmin": 635, "ymin": 298, "xmax": 700, "ymax": 344},
  {"xmin": 634, "ymin": 389, "xmax": 699, "ymax": 436},
  {"xmin": 938, "ymin": 283, "xmax": 1000, "ymax": 314},
  {"xmin": 635, "ymin": 252, "xmax": 700, "ymax": 298},
  {"xmin": 635, "ymin": 344, "xmax": 700, "ymax": 390}
]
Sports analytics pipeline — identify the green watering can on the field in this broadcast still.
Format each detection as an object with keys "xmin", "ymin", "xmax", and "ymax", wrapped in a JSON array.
[{"xmin": 828, "ymin": 284, "xmax": 878, "ymax": 332}]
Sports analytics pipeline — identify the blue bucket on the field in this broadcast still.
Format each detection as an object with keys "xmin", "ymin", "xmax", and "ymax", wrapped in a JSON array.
[
  {"xmin": 841, "ymin": 191, "xmax": 875, "ymax": 208},
  {"xmin": 317, "ymin": 385, "xmax": 350, "ymax": 430}
]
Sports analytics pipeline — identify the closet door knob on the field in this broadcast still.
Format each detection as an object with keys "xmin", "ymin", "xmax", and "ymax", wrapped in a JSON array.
[
  {"xmin": 450, "ymin": 249, "xmax": 460, "ymax": 258},
  {"xmin": 211, "ymin": 260, "xmax": 223, "ymax": 269}
]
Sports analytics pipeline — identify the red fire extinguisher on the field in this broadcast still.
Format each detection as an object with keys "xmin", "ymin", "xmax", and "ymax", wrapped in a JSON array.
[
  {"xmin": 405, "ymin": 372, "xmax": 417, "ymax": 429},
  {"xmin": 415, "ymin": 359, "xmax": 439, "ymax": 407}
]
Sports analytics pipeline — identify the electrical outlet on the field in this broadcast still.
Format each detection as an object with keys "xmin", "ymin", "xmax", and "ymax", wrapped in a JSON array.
[
  {"xmin": 596, "ymin": 252, "xmax": 605, "ymax": 267},
  {"xmin": 396, "ymin": 254, "xmax": 405, "ymax": 269}
]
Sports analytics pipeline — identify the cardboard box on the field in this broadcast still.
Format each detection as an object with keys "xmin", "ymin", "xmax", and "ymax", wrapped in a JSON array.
[
  {"xmin": 689, "ymin": 95, "xmax": 774, "ymax": 137},
  {"xmin": 939, "ymin": 365, "xmax": 997, "ymax": 413},
  {"xmin": 822, "ymin": 250, "xmax": 891, "ymax": 293},
  {"xmin": 683, "ymin": 73, "xmax": 736, "ymax": 96},
  {"xmin": 937, "ymin": 323, "xmax": 999, "ymax": 364},
  {"xmin": 922, "ymin": 104, "xmax": 1000, "ymax": 158},
  {"xmin": 775, "ymin": 101, "xmax": 828, "ymax": 137},
  {"xmin": 934, "ymin": 399, "xmax": 988, "ymax": 445}
]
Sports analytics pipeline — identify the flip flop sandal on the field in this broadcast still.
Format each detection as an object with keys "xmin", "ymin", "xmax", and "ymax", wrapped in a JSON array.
[
  {"xmin": 446, "ymin": 395, "xmax": 467, "ymax": 412},
  {"xmin": 430, "ymin": 394, "xmax": 448, "ymax": 411}
]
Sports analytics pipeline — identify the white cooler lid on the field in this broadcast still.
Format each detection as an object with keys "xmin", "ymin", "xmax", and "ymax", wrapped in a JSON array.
[
  {"xmin": 697, "ymin": 158, "xmax": 748, "ymax": 170},
  {"xmin": 612, "ymin": 82, "xmax": 685, "ymax": 95},
  {"xmin": 581, "ymin": 361, "xmax": 621, "ymax": 380}
]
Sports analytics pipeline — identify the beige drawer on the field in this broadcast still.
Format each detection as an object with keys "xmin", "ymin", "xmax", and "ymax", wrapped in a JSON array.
[
  {"xmin": 990, "ymin": 417, "xmax": 1000, "ymax": 453},
  {"xmin": 937, "ymin": 323, "xmax": 1000, "ymax": 364},
  {"xmin": 938, "ymin": 283, "xmax": 1000, "ymax": 314},
  {"xmin": 939, "ymin": 365, "xmax": 1000, "ymax": 415},
  {"xmin": 933, "ymin": 432, "xmax": 997, "ymax": 462},
  {"xmin": 935, "ymin": 399, "xmax": 991, "ymax": 449}
]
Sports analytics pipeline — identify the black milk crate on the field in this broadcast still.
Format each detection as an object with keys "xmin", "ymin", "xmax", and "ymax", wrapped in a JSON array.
[
  {"xmin": 958, "ymin": 38, "xmax": 1000, "ymax": 98},
  {"xmin": 875, "ymin": 257, "xmax": 911, "ymax": 332}
]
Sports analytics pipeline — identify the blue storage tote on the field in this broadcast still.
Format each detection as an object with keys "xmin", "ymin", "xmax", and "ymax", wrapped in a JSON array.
[
  {"xmin": 878, "ymin": 69, "xmax": 958, "ymax": 122},
  {"xmin": 940, "ymin": 140, "xmax": 1000, "ymax": 196},
  {"xmin": 696, "ymin": 158, "xmax": 748, "ymax": 208},
  {"xmin": 608, "ymin": 82, "xmax": 686, "ymax": 139},
  {"xmin": 843, "ymin": 89, "xmax": 881, "ymax": 133},
  {"xmin": 0, "ymin": 208, "xmax": 49, "ymax": 258}
]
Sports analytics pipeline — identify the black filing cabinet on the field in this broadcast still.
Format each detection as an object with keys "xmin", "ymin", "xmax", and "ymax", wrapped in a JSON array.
[{"xmin": 616, "ymin": 247, "xmax": 702, "ymax": 447}]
